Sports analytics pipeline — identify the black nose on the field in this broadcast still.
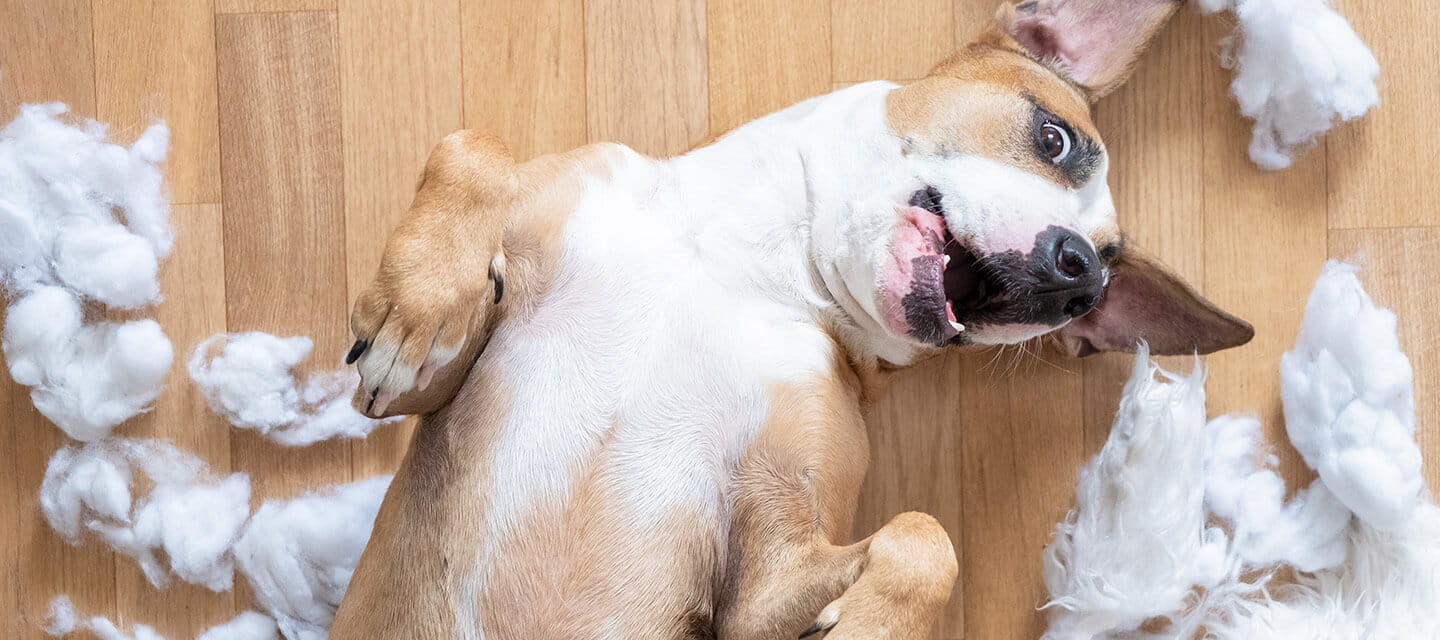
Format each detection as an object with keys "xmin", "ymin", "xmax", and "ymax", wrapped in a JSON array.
[{"xmin": 1035, "ymin": 227, "xmax": 1104, "ymax": 320}]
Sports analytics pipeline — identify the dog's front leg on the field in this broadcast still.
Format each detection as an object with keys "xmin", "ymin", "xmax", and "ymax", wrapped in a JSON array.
[
  {"xmin": 718, "ymin": 382, "xmax": 958, "ymax": 639},
  {"xmin": 347, "ymin": 130, "xmax": 517, "ymax": 417}
]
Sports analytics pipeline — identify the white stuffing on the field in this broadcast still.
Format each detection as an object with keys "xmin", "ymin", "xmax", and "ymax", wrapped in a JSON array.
[
  {"xmin": 1203, "ymin": 415, "xmax": 1352, "ymax": 572},
  {"xmin": 0, "ymin": 103, "xmax": 174, "ymax": 440},
  {"xmin": 1279, "ymin": 261, "xmax": 1420, "ymax": 532},
  {"xmin": 234, "ymin": 475, "xmax": 392, "ymax": 640},
  {"xmin": 4, "ymin": 286, "xmax": 174, "ymax": 442},
  {"xmin": 1042, "ymin": 261, "xmax": 1439, "ymax": 639},
  {"xmin": 85, "ymin": 617, "xmax": 169, "ymax": 640},
  {"xmin": 43, "ymin": 594, "xmax": 79, "ymax": 637},
  {"xmin": 1041, "ymin": 348, "xmax": 1227, "ymax": 639},
  {"xmin": 45, "ymin": 597, "xmax": 278, "ymax": 640},
  {"xmin": 188, "ymin": 332, "xmax": 396, "ymax": 447},
  {"xmin": 1197, "ymin": 0, "xmax": 1380, "ymax": 169},
  {"xmin": 39, "ymin": 439, "xmax": 251, "ymax": 591},
  {"xmin": 196, "ymin": 612, "xmax": 280, "ymax": 640}
]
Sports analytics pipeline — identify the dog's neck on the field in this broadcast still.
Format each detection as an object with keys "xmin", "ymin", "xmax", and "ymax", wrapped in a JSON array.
[{"xmin": 660, "ymin": 80, "xmax": 928, "ymax": 370}]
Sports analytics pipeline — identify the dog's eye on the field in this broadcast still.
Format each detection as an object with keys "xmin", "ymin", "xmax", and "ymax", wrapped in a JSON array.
[{"xmin": 1040, "ymin": 123, "xmax": 1072, "ymax": 163}]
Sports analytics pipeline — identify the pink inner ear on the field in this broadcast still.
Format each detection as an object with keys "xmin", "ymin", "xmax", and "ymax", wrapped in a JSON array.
[{"xmin": 1004, "ymin": 0, "xmax": 1181, "ymax": 97}]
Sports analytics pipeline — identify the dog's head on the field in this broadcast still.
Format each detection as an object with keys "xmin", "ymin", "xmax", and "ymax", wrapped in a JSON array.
[{"xmin": 813, "ymin": 0, "xmax": 1253, "ymax": 362}]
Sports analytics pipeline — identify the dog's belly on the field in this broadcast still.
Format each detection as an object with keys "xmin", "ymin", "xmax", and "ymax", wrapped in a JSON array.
[{"xmin": 454, "ymin": 182, "xmax": 837, "ymax": 637}]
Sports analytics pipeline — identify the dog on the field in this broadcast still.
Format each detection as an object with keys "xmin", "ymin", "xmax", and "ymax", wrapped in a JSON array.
[{"xmin": 329, "ymin": 0, "xmax": 1253, "ymax": 637}]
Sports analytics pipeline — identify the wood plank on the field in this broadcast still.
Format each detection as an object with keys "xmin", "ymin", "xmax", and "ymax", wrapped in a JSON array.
[
  {"xmin": 855, "ymin": 354, "xmax": 966, "ymax": 635},
  {"xmin": 0, "ymin": 387, "xmax": 19, "ymax": 638},
  {"xmin": 215, "ymin": 0, "xmax": 334, "ymax": 13},
  {"xmin": 0, "ymin": 0, "xmax": 95, "ymax": 116},
  {"xmin": 338, "ymin": 0, "xmax": 464, "ymax": 477},
  {"xmin": 1199, "ymin": 17, "xmax": 1330, "ymax": 485},
  {"xmin": 831, "ymin": 0, "xmax": 951, "ymax": 82},
  {"xmin": 705, "ymin": 0, "xmax": 831, "ymax": 136},
  {"xmin": 216, "ymin": 11, "xmax": 354, "ymax": 495},
  {"xmin": 584, "ymin": 0, "xmax": 709, "ymax": 156},
  {"xmin": 953, "ymin": 0, "xmax": 997, "ymax": 46},
  {"xmin": 461, "ymin": 0, "xmax": 587, "ymax": 160},
  {"xmin": 1325, "ymin": 0, "xmax": 1440, "ymax": 229},
  {"xmin": 956, "ymin": 350, "xmax": 1086, "ymax": 638},
  {"xmin": 1328, "ymin": 228, "xmax": 1440, "ymax": 493},
  {"xmin": 113, "ymin": 204, "xmax": 234, "ymax": 638},
  {"xmin": 0, "ymin": 2, "xmax": 109, "ymax": 636},
  {"xmin": 1083, "ymin": 10, "xmax": 1209, "ymax": 452},
  {"xmin": 93, "ymin": 0, "xmax": 221, "ymax": 204}
]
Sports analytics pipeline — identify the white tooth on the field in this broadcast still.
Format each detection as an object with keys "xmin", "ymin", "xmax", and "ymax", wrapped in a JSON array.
[
  {"xmin": 943, "ymin": 254, "xmax": 951, "ymax": 266},
  {"xmin": 950, "ymin": 320, "xmax": 965, "ymax": 333}
]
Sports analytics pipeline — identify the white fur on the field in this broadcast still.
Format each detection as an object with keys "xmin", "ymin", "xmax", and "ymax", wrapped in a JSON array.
[
  {"xmin": 0, "ymin": 103, "xmax": 174, "ymax": 440},
  {"xmin": 187, "ymin": 332, "xmax": 397, "ymax": 446},
  {"xmin": 1197, "ymin": 0, "xmax": 1379, "ymax": 169}
]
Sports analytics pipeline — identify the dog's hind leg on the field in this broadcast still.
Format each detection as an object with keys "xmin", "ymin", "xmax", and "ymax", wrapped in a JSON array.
[
  {"xmin": 718, "ymin": 379, "xmax": 958, "ymax": 639},
  {"xmin": 720, "ymin": 512, "xmax": 957, "ymax": 640}
]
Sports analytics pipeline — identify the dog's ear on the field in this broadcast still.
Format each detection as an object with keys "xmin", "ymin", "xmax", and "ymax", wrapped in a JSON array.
[
  {"xmin": 990, "ymin": 0, "xmax": 1182, "ymax": 99},
  {"xmin": 1056, "ymin": 249, "xmax": 1254, "ymax": 357}
]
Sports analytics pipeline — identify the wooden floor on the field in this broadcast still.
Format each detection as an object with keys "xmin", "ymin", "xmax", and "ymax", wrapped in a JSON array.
[{"xmin": 1, "ymin": 0, "xmax": 1436, "ymax": 638}]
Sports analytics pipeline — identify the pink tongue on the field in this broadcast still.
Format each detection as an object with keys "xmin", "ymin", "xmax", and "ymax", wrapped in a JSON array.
[{"xmin": 902, "ymin": 206, "xmax": 947, "ymax": 253}]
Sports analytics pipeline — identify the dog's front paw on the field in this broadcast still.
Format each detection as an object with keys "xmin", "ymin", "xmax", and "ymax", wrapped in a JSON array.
[{"xmin": 347, "ymin": 247, "xmax": 504, "ymax": 417}]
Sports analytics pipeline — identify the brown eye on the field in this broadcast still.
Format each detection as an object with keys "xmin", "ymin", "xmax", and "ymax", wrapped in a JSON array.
[{"xmin": 1040, "ymin": 122, "xmax": 1072, "ymax": 163}]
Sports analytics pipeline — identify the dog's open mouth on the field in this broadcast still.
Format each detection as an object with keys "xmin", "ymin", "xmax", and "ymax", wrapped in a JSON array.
[{"xmin": 908, "ymin": 186, "xmax": 1004, "ymax": 334}]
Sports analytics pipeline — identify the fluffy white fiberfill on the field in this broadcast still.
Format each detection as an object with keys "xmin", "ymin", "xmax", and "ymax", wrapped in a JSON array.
[
  {"xmin": 1197, "ymin": 0, "xmax": 1380, "ymax": 169},
  {"xmin": 233, "ymin": 475, "xmax": 392, "ymax": 640},
  {"xmin": 44, "ymin": 595, "xmax": 279, "ymax": 640},
  {"xmin": 1042, "ymin": 261, "xmax": 1439, "ymax": 639},
  {"xmin": 0, "ymin": 103, "xmax": 174, "ymax": 440},
  {"xmin": 188, "ymin": 332, "xmax": 397, "ymax": 447},
  {"xmin": 39, "ymin": 438, "xmax": 251, "ymax": 591}
]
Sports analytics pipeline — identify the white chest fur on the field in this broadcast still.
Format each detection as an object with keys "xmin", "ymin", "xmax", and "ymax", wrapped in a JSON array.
[{"xmin": 452, "ymin": 82, "xmax": 912, "ymax": 634}]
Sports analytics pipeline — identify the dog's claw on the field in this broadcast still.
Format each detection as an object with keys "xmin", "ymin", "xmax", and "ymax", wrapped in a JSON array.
[
  {"xmin": 365, "ymin": 388, "xmax": 378, "ymax": 414},
  {"xmin": 799, "ymin": 621, "xmax": 833, "ymax": 639},
  {"xmin": 488, "ymin": 258, "xmax": 505, "ymax": 305},
  {"xmin": 345, "ymin": 339, "xmax": 369, "ymax": 364}
]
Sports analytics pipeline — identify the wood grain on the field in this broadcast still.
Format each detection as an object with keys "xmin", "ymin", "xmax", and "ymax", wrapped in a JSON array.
[
  {"xmin": 705, "ymin": 0, "xmax": 831, "ymax": 135},
  {"xmin": 1325, "ymin": 0, "xmax": 1440, "ymax": 229},
  {"xmin": 338, "ymin": 0, "xmax": 465, "ymax": 475},
  {"xmin": 0, "ymin": 0, "xmax": 95, "ymax": 117},
  {"xmin": 855, "ymin": 354, "xmax": 967, "ymax": 635},
  {"xmin": 1, "ymin": 2, "xmax": 1438, "ymax": 639},
  {"xmin": 215, "ymin": 0, "xmax": 334, "ymax": 13},
  {"xmin": 461, "ymin": 0, "xmax": 588, "ymax": 160},
  {"xmin": 114, "ymin": 204, "xmax": 234, "ymax": 639},
  {"xmin": 831, "ymin": 0, "xmax": 952, "ymax": 81},
  {"xmin": 93, "ymin": 0, "xmax": 221, "ymax": 205},
  {"xmin": 584, "ymin": 0, "xmax": 709, "ymax": 156},
  {"xmin": 215, "ymin": 11, "xmax": 355, "ymax": 496},
  {"xmin": 1083, "ymin": 9, "xmax": 1210, "ymax": 452},
  {"xmin": 1199, "ymin": 17, "xmax": 1331, "ymax": 485},
  {"xmin": 1, "ymin": 3, "xmax": 109, "ymax": 636},
  {"xmin": 1329, "ymin": 228, "xmax": 1440, "ymax": 473}
]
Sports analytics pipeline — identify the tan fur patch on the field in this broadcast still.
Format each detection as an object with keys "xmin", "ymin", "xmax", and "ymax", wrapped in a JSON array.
[
  {"xmin": 330, "ymin": 142, "xmax": 627, "ymax": 639},
  {"xmin": 887, "ymin": 39, "xmax": 1100, "ymax": 189}
]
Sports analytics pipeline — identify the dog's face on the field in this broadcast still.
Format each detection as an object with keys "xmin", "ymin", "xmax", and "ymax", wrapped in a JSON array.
[{"xmin": 815, "ymin": 0, "xmax": 1252, "ymax": 361}]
